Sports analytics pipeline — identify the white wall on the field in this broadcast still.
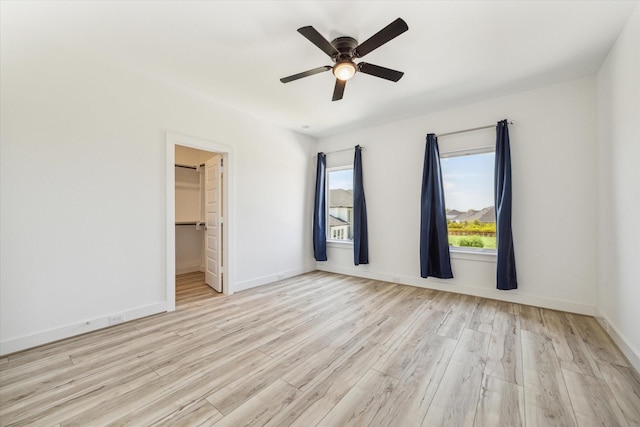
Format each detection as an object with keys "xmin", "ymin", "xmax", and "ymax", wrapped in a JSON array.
[
  {"xmin": 316, "ymin": 77, "xmax": 599, "ymax": 315},
  {"xmin": 0, "ymin": 46, "xmax": 315, "ymax": 354},
  {"xmin": 596, "ymin": 4, "xmax": 640, "ymax": 372}
]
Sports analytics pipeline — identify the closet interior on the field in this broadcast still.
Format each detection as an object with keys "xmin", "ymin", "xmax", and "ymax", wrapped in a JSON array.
[{"xmin": 175, "ymin": 145, "xmax": 223, "ymax": 293}]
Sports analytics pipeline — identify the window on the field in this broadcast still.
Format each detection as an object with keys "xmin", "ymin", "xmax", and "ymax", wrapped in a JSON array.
[
  {"xmin": 327, "ymin": 167, "xmax": 353, "ymax": 242},
  {"xmin": 440, "ymin": 149, "xmax": 496, "ymax": 251}
]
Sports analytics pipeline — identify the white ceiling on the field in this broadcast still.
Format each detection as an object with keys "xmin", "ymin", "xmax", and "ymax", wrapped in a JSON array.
[{"xmin": 2, "ymin": 1, "xmax": 637, "ymax": 138}]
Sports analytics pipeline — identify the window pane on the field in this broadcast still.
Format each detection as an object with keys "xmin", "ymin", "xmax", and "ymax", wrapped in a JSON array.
[
  {"xmin": 441, "ymin": 152, "xmax": 496, "ymax": 250},
  {"xmin": 327, "ymin": 168, "xmax": 353, "ymax": 241}
]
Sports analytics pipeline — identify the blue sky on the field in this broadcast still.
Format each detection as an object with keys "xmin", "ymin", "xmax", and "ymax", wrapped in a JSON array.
[
  {"xmin": 328, "ymin": 155, "xmax": 493, "ymax": 212},
  {"xmin": 329, "ymin": 169, "xmax": 353, "ymax": 190},
  {"xmin": 440, "ymin": 152, "xmax": 494, "ymax": 211}
]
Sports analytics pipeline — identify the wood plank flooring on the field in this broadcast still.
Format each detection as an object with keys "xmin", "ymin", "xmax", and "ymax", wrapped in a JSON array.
[{"xmin": 1, "ymin": 271, "xmax": 639, "ymax": 426}]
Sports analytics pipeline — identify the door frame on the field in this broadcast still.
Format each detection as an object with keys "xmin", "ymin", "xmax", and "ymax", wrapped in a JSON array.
[{"xmin": 166, "ymin": 131, "xmax": 235, "ymax": 312}]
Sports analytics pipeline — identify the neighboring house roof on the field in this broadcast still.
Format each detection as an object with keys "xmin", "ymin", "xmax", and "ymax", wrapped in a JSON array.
[
  {"xmin": 450, "ymin": 206, "xmax": 496, "ymax": 223},
  {"xmin": 476, "ymin": 206, "xmax": 496, "ymax": 222},
  {"xmin": 329, "ymin": 189, "xmax": 353, "ymax": 208},
  {"xmin": 329, "ymin": 215, "xmax": 349, "ymax": 227},
  {"xmin": 453, "ymin": 209, "xmax": 479, "ymax": 222}
]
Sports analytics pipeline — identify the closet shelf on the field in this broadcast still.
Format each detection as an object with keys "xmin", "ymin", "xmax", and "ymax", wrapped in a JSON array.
[{"xmin": 175, "ymin": 183, "xmax": 200, "ymax": 190}]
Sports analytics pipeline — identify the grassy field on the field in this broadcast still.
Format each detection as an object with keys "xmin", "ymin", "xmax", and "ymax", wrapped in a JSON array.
[{"xmin": 448, "ymin": 235, "xmax": 496, "ymax": 249}]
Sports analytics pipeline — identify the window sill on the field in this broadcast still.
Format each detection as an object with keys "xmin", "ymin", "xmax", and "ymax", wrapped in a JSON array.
[
  {"xmin": 327, "ymin": 240, "xmax": 354, "ymax": 249},
  {"xmin": 449, "ymin": 247, "xmax": 497, "ymax": 262}
]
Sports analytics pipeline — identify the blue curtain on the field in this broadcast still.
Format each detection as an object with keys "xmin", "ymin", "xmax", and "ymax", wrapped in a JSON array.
[
  {"xmin": 420, "ymin": 134, "xmax": 453, "ymax": 279},
  {"xmin": 353, "ymin": 145, "xmax": 369, "ymax": 265},
  {"xmin": 313, "ymin": 153, "xmax": 327, "ymax": 261},
  {"xmin": 495, "ymin": 120, "xmax": 517, "ymax": 290}
]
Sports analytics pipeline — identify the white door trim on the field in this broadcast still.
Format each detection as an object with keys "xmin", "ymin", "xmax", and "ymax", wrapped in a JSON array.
[{"xmin": 166, "ymin": 131, "xmax": 235, "ymax": 312}]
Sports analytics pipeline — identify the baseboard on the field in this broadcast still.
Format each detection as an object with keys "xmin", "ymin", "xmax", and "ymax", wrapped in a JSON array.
[
  {"xmin": 1, "ymin": 264, "xmax": 317, "ymax": 355},
  {"xmin": 234, "ymin": 265, "xmax": 316, "ymax": 293},
  {"xmin": 595, "ymin": 311, "xmax": 640, "ymax": 375},
  {"xmin": 176, "ymin": 263, "xmax": 202, "ymax": 275},
  {"xmin": 316, "ymin": 264, "xmax": 596, "ymax": 316},
  {"xmin": 317, "ymin": 265, "xmax": 640, "ymax": 373},
  {"xmin": 0, "ymin": 302, "xmax": 166, "ymax": 356}
]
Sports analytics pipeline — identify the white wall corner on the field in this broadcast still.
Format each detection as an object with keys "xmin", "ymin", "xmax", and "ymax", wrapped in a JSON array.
[{"xmin": 595, "ymin": 309, "xmax": 640, "ymax": 376}]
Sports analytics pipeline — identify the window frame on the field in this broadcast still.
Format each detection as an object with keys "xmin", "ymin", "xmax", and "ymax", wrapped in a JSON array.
[
  {"xmin": 440, "ymin": 146, "xmax": 497, "ymax": 256},
  {"xmin": 325, "ymin": 165, "xmax": 354, "ymax": 245}
]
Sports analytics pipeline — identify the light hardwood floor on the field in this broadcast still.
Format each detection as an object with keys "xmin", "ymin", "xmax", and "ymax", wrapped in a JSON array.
[{"xmin": 1, "ymin": 271, "xmax": 639, "ymax": 426}]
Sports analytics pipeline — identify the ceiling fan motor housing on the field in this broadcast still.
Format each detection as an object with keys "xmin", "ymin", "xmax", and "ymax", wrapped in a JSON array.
[{"xmin": 331, "ymin": 36, "xmax": 358, "ymax": 62}]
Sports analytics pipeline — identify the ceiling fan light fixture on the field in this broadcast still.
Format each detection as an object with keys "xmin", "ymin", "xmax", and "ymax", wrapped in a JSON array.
[
  {"xmin": 333, "ymin": 61, "xmax": 356, "ymax": 81},
  {"xmin": 280, "ymin": 19, "xmax": 408, "ymax": 100}
]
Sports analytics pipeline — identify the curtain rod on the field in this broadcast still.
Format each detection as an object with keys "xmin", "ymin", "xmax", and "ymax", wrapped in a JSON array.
[
  {"xmin": 440, "ymin": 145, "xmax": 495, "ymax": 157},
  {"xmin": 437, "ymin": 121, "xmax": 514, "ymax": 138},
  {"xmin": 314, "ymin": 146, "xmax": 365, "ymax": 156}
]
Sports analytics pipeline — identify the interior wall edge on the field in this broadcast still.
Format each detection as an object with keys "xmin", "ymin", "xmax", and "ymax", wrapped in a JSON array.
[
  {"xmin": 234, "ymin": 265, "xmax": 316, "ymax": 293},
  {"xmin": 0, "ymin": 301, "xmax": 166, "ymax": 357},
  {"xmin": 176, "ymin": 265, "xmax": 204, "ymax": 275},
  {"xmin": 595, "ymin": 309, "xmax": 640, "ymax": 377},
  {"xmin": 316, "ymin": 264, "xmax": 596, "ymax": 316}
]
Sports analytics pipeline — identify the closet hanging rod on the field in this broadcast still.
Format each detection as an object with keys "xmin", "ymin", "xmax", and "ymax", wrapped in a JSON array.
[
  {"xmin": 175, "ymin": 163, "xmax": 205, "ymax": 170},
  {"xmin": 436, "ymin": 121, "xmax": 514, "ymax": 138},
  {"xmin": 175, "ymin": 221, "xmax": 205, "ymax": 226}
]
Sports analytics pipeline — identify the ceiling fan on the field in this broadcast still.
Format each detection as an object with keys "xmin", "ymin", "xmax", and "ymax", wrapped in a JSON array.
[{"xmin": 280, "ymin": 18, "xmax": 409, "ymax": 101}]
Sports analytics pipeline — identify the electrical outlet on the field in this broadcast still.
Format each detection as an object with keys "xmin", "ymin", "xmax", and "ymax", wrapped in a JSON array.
[{"xmin": 108, "ymin": 313, "xmax": 125, "ymax": 325}]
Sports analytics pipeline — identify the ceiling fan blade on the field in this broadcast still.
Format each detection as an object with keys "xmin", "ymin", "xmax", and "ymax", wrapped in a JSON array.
[
  {"xmin": 280, "ymin": 66, "xmax": 331, "ymax": 83},
  {"xmin": 332, "ymin": 79, "xmax": 346, "ymax": 101},
  {"xmin": 358, "ymin": 62, "xmax": 404, "ymax": 82},
  {"xmin": 298, "ymin": 26, "xmax": 340, "ymax": 57},
  {"xmin": 354, "ymin": 18, "xmax": 408, "ymax": 58}
]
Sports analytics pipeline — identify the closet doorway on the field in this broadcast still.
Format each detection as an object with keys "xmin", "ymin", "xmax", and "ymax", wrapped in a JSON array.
[
  {"xmin": 166, "ymin": 132, "xmax": 234, "ymax": 312},
  {"xmin": 175, "ymin": 146, "xmax": 222, "ymax": 303}
]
